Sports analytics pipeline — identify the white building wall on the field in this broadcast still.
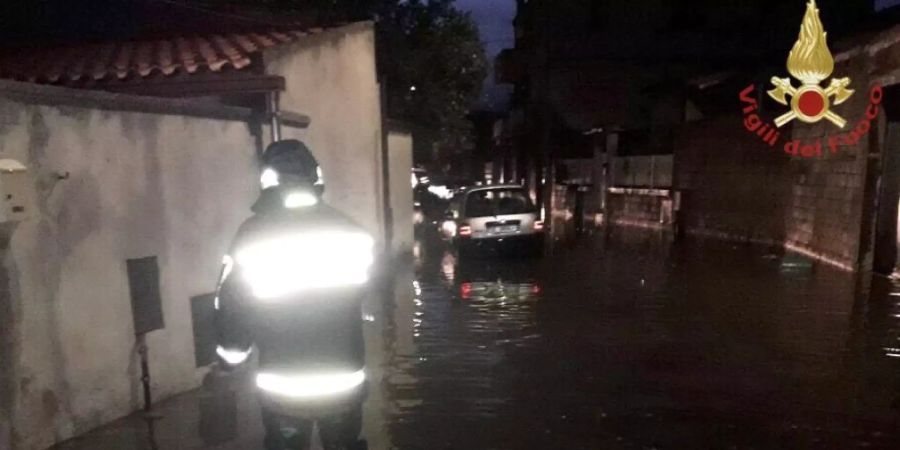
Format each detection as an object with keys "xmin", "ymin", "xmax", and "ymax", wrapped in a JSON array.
[
  {"xmin": 0, "ymin": 85, "xmax": 259, "ymax": 450},
  {"xmin": 264, "ymin": 22, "xmax": 386, "ymax": 246},
  {"xmin": 388, "ymin": 130, "xmax": 414, "ymax": 254}
]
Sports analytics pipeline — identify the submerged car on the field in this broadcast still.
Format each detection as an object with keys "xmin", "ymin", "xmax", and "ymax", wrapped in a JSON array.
[{"xmin": 442, "ymin": 185, "xmax": 544, "ymax": 257}]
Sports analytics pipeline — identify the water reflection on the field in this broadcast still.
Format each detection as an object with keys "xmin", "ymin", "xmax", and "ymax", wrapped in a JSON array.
[
  {"xmin": 883, "ymin": 280, "xmax": 900, "ymax": 359},
  {"xmin": 383, "ymin": 231, "xmax": 900, "ymax": 449}
]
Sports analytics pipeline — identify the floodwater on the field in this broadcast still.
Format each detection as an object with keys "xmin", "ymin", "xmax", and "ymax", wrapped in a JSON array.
[{"xmin": 54, "ymin": 229, "xmax": 900, "ymax": 449}]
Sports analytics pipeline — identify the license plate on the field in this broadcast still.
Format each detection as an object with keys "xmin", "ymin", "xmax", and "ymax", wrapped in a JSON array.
[{"xmin": 491, "ymin": 225, "xmax": 519, "ymax": 233}]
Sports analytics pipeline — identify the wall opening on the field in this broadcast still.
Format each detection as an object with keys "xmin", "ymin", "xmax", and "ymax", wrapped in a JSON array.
[
  {"xmin": 871, "ymin": 85, "xmax": 900, "ymax": 275},
  {"xmin": 873, "ymin": 122, "xmax": 900, "ymax": 275}
]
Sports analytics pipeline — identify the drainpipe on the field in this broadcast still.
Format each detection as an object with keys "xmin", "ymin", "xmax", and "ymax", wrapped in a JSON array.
[
  {"xmin": 267, "ymin": 91, "xmax": 282, "ymax": 143},
  {"xmin": 379, "ymin": 82, "xmax": 394, "ymax": 255}
]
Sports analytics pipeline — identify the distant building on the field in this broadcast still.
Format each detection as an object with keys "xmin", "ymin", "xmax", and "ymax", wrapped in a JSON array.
[{"xmin": 495, "ymin": 0, "xmax": 900, "ymax": 267}]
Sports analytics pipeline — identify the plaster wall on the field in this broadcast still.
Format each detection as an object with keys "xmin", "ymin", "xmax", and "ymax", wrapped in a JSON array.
[
  {"xmin": 264, "ymin": 23, "xmax": 387, "ymax": 245},
  {"xmin": 0, "ymin": 87, "xmax": 259, "ymax": 450},
  {"xmin": 387, "ymin": 131, "xmax": 414, "ymax": 255}
]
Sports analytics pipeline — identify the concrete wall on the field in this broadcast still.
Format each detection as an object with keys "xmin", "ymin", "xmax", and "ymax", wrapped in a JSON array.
[
  {"xmin": 387, "ymin": 130, "xmax": 414, "ymax": 255},
  {"xmin": 0, "ymin": 83, "xmax": 259, "ymax": 450},
  {"xmin": 263, "ymin": 22, "xmax": 386, "ymax": 246}
]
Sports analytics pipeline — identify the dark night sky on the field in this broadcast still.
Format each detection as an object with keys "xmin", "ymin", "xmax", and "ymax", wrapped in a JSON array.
[{"xmin": 454, "ymin": 0, "xmax": 515, "ymax": 111}]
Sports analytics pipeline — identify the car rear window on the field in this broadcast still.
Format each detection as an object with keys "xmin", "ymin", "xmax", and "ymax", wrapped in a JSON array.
[{"xmin": 464, "ymin": 189, "xmax": 533, "ymax": 218}]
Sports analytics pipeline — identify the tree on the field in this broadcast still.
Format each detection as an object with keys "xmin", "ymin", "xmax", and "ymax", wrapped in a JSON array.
[{"xmin": 372, "ymin": 0, "xmax": 488, "ymax": 169}]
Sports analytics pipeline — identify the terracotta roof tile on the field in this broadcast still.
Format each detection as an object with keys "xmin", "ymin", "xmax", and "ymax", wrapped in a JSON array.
[{"xmin": 0, "ymin": 30, "xmax": 309, "ymax": 85}]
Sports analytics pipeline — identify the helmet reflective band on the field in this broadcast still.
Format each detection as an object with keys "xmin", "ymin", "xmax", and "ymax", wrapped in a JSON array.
[
  {"xmin": 260, "ymin": 168, "xmax": 279, "ymax": 189},
  {"xmin": 315, "ymin": 166, "xmax": 324, "ymax": 186}
]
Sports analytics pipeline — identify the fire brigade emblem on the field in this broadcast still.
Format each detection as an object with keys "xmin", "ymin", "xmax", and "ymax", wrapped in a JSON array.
[{"xmin": 768, "ymin": 0, "xmax": 854, "ymax": 129}]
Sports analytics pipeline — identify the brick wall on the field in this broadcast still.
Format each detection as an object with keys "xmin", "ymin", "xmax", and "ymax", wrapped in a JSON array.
[
  {"xmin": 783, "ymin": 60, "xmax": 874, "ymax": 271},
  {"xmin": 673, "ymin": 58, "xmax": 876, "ymax": 271}
]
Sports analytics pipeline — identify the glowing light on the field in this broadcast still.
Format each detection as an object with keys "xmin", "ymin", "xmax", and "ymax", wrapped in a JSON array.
[
  {"xmin": 427, "ymin": 185, "xmax": 454, "ymax": 200},
  {"xmin": 458, "ymin": 225, "xmax": 472, "ymax": 237},
  {"xmin": 410, "ymin": 85, "xmax": 417, "ymax": 92},
  {"xmin": 461, "ymin": 282, "xmax": 473, "ymax": 299},
  {"xmin": 283, "ymin": 191, "xmax": 318, "ymax": 209},
  {"xmin": 260, "ymin": 168, "xmax": 279, "ymax": 189},
  {"xmin": 216, "ymin": 346, "xmax": 251, "ymax": 365},
  {"xmin": 441, "ymin": 220, "xmax": 458, "ymax": 238},
  {"xmin": 534, "ymin": 221, "xmax": 544, "ymax": 232},
  {"xmin": 220, "ymin": 255, "xmax": 234, "ymax": 283},
  {"xmin": 256, "ymin": 370, "xmax": 366, "ymax": 399},
  {"xmin": 315, "ymin": 166, "xmax": 325, "ymax": 186},
  {"xmin": 411, "ymin": 172, "xmax": 419, "ymax": 188},
  {"xmin": 236, "ymin": 231, "xmax": 375, "ymax": 299}
]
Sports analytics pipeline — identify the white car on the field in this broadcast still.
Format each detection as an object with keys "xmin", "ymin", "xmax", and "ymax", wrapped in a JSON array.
[{"xmin": 442, "ymin": 185, "xmax": 544, "ymax": 256}]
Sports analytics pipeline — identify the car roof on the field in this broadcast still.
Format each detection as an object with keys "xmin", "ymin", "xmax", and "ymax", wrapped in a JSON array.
[{"xmin": 462, "ymin": 184, "xmax": 526, "ymax": 194}]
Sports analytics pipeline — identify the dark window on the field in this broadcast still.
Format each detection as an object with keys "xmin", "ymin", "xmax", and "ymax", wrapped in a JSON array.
[{"xmin": 464, "ymin": 189, "xmax": 534, "ymax": 218}]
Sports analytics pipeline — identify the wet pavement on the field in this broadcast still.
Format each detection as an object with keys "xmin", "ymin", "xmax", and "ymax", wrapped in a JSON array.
[{"xmin": 54, "ymin": 228, "xmax": 900, "ymax": 449}]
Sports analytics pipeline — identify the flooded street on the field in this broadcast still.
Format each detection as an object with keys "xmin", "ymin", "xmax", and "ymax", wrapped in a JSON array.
[
  {"xmin": 384, "ymin": 229, "xmax": 900, "ymax": 449},
  {"xmin": 55, "ymin": 229, "xmax": 900, "ymax": 449}
]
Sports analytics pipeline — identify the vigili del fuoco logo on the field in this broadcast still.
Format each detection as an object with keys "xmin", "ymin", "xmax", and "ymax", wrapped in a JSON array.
[{"xmin": 739, "ymin": 0, "xmax": 882, "ymax": 158}]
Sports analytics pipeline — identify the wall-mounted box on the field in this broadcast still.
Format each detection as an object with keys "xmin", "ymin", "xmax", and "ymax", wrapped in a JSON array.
[{"xmin": 0, "ymin": 159, "xmax": 32, "ymax": 223}]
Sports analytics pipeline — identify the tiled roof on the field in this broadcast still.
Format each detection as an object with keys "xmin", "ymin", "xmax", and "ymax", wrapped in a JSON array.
[{"xmin": 0, "ymin": 29, "xmax": 320, "ymax": 84}]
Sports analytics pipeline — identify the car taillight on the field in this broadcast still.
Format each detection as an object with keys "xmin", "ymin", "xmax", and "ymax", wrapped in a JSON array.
[
  {"xmin": 459, "ymin": 225, "xmax": 472, "ymax": 237},
  {"xmin": 461, "ymin": 282, "xmax": 473, "ymax": 299},
  {"xmin": 534, "ymin": 221, "xmax": 544, "ymax": 232}
]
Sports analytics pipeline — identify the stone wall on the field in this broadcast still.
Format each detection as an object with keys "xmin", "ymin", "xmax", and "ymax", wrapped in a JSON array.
[
  {"xmin": 782, "ymin": 56, "xmax": 875, "ymax": 270},
  {"xmin": 0, "ymin": 82, "xmax": 260, "ymax": 450}
]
